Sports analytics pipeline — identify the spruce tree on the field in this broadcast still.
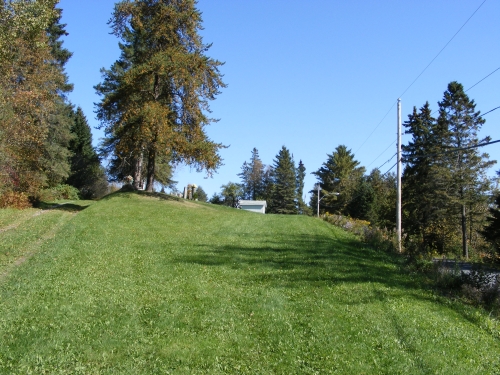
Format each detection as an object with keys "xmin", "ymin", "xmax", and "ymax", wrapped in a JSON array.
[
  {"xmin": 67, "ymin": 108, "xmax": 107, "ymax": 198},
  {"xmin": 42, "ymin": 6, "xmax": 74, "ymax": 187},
  {"xmin": 482, "ymin": 192, "xmax": 500, "ymax": 254},
  {"xmin": 311, "ymin": 145, "xmax": 365, "ymax": 215},
  {"xmin": 402, "ymin": 103, "xmax": 446, "ymax": 252},
  {"xmin": 296, "ymin": 160, "xmax": 307, "ymax": 214},
  {"xmin": 238, "ymin": 148, "xmax": 264, "ymax": 200},
  {"xmin": 437, "ymin": 82, "xmax": 495, "ymax": 258},
  {"xmin": 270, "ymin": 146, "xmax": 298, "ymax": 214}
]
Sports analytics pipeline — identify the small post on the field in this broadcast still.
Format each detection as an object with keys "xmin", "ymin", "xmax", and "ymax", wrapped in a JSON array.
[
  {"xmin": 317, "ymin": 184, "xmax": 320, "ymax": 218},
  {"xmin": 397, "ymin": 98, "xmax": 402, "ymax": 253}
]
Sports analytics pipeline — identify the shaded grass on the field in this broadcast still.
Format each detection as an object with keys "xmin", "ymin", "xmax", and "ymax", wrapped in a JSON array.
[{"xmin": 0, "ymin": 192, "xmax": 499, "ymax": 374}]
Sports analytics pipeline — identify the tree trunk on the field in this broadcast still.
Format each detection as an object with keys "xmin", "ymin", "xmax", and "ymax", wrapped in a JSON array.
[
  {"xmin": 462, "ymin": 203, "xmax": 468, "ymax": 259},
  {"xmin": 145, "ymin": 148, "xmax": 155, "ymax": 192},
  {"xmin": 133, "ymin": 153, "xmax": 143, "ymax": 190}
]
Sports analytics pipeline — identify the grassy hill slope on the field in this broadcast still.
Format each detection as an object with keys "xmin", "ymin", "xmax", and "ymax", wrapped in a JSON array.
[{"xmin": 0, "ymin": 192, "xmax": 499, "ymax": 374}]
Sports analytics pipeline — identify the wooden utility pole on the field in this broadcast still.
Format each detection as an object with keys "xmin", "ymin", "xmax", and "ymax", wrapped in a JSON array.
[{"xmin": 397, "ymin": 98, "xmax": 402, "ymax": 252}]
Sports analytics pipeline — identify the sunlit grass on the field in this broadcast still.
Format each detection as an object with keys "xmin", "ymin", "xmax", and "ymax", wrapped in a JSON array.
[{"xmin": 0, "ymin": 192, "xmax": 499, "ymax": 374}]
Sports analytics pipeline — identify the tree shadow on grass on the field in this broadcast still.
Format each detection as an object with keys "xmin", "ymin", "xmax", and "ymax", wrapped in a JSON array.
[
  {"xmin": 37, "ymin": 202, "xmax": 89, "ymax": 212},
  {"xmin": 100, "ymin": 190, "xmax": 183, "ymax": 202},
  {"xmin": 172, "ymin": 232, "xmax": 430, "ymax": 302}
]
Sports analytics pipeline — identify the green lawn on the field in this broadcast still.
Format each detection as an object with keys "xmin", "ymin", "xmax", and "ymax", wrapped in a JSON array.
[{"xmin": 0, "ymin": 192, "xmax": 499, "ymax": 374}]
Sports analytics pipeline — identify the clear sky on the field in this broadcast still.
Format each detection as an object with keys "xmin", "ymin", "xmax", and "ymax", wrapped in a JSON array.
[{"xmin": 59, "ymin": 0, "xmax": 500, "ymax": 199}]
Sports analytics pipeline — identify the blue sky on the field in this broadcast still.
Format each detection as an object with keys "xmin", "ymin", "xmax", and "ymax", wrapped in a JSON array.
[{"xmin": 59, "ymin": 0, "xmax": 500, "ymax": 199}]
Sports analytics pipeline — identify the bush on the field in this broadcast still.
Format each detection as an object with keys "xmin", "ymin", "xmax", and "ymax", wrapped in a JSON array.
[
  {"xmin": 322, "ymin": 213, "xmax": 398, "ymax": 253},
  {"xmin": 37, "ymin": 184, "xmax": 80, "ymax": 202},
  {"xmin": 0, "ymin": 191, "xmax": 31, "ymax": 209}
]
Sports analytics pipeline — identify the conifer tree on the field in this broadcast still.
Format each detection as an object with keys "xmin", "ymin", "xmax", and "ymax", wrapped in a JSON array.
[
  {"xmin": 67, "ymin": 108, "xmax": 108, "ymax": 198},
  {"xmin": 96, "ymin": 0, "xmax": 226, "ymax": 192},
  {"xmin": 270, "ymin": 146, "xmax": 297, "ymax": 214},
  {"xmin": 238, "ymin": 148, "xmax": 264, "ymax": 200},
  {"xmin": 482, "ymin": 191, "xmax": 500, "ymax": 254},
  {"xmin": 42, "ymin": 7, "xmax": 74, "ymax": 187},
  {"xmin": 437, "ymin": 82, "xmax": 495, "ymax": 258},
  {"xmin": 402, "ymin": 103, "xmax": 446, "ymax": 251},
  {"xmin": 311, "ymin": 145, "xmax": 364, "ymax": 215},
  {"xmin": 296, "ymin": 160, "xmax": 307, "ymax": 214}
]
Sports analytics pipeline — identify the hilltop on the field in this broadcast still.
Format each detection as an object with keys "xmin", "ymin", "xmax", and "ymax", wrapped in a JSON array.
[{"xmin": 0, "ymin": 192, "xmax": 499, "ymax": 374}]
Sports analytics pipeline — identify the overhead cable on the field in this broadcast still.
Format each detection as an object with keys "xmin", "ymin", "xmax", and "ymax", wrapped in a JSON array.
[{"xmin": 398, "ymin": 0, "xmax": 487, "ymax": 99}]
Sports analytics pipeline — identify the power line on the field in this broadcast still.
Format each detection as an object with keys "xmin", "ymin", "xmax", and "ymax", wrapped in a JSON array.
[
  {"xmin": 366, "ymin": 142, "xmax": 396, "ymax": 168},
  {"xmin": 383, "ymin": 161, "xmax": 398, "ymax": 176},
  {"xmin": 355, "ymin": 1, "xmax": 487, "ymax": 156},
  {"xmin": 465, "ymin": 66, "xmax": 500, "ymax": 92},
  {"xmin": 354, "ymin": 101, "xmax": 397, "ymax": 154},
  {"xmin": 403, "ymin": 139, "xmax": 500, "ymax": 161},
  {"xmin": 482, "ymin": 106, "xmax": 500, "ymax": 116},
  {"xmin": 376, "ymin": 153, "xmax": 397, "ymax": 172},
  {"xmin": 398, "ymin": 0, "xmax": 487, "ymax": 99}
]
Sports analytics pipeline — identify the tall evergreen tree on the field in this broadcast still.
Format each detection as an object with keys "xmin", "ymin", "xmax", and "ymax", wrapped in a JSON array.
[
  {"xmin": 366, "ymin": 169, "xmax": 396, "ymax": 228},
  {"xmin": 482, "ymin": 191, "xmax": 500, "ymax": 254},
  {"xmin": 437, "ymin": 82, "xmax": 495, "ymax": 258},
  {"xmin": 67, "ymin": 107, "xmax": 108, "ymax": 199},
  {"xmin": 296, "ymin": 160, "xmax": 307, "ymax": 214},
  {"xmin": 96, "ymin": 0, "xmax": 226, "ymax": 192},
  {"xmin": 270, "ymin": 146, "xmax": 297, "ymax": 214},
  {"xmin": 311, "ymin": 145, "xmax": 365, "ymax": 215},
  {"xmin": 402, "ymin": 103, "xmax": 447, "ymax": 252},
  {"xmin": 238, "ymin": 148, "xmax": 264, "ymax": 200},
  {"xmin": 261, "ymin": 165, "xmax": 275, "ymax": 208},
  {"xmin": 42, "ymin": 6, "xmax": 75, "ymax": 187}
]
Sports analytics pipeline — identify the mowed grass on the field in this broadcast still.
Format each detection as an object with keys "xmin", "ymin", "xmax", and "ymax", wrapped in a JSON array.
[{"xmin": 0, "ymin": 192, "xmax": 499, "ymax": 374}]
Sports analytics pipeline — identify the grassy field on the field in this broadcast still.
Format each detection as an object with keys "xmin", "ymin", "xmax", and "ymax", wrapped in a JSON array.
[{"xmin": 0, "ymin": 192, "xmax": 499, "ymax": 374}]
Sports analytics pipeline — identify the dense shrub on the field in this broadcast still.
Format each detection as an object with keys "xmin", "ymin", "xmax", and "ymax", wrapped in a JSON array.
[
  {"xmin": 37, "ymin": 184, "xmax": 80, "ymax": 202},
  {"xmin": 0, "ymin": 191, "xmax": 31, "ymax": 209},
  {"xmin": 322, "ymin": 213, "xmax": 398, "ymax": 252}
]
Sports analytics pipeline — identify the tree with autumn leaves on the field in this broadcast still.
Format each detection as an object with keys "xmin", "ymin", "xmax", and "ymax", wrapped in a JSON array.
[
  {"xmin": 0, "ymin": 0, "xmax": 67, "ymax": 197},
  {"xmin": 96, "ymin": 0, "xmax": 226, "ymax": 192}
]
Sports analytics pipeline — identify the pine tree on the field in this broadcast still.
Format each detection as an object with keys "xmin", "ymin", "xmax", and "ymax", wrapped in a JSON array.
[
  {"xmin": 96, "ymin": 0, "xmax": 226, "ymax": 192},
  {"xmin": 67, "ymin": 108, "xmax": 108, "ymax": 199},
  {"xmin": 261, "ymin": 165, "xmax": 275, "ymax": 208},
  {"xmin": 270, "ymin": 146, "xmax": 297, "ymax": 214},
  {"xmin": 296, "ymin": 160, "xmax": 307, "ymax": 214},
  {"xmin": 366, "ymin": 169, "xmax": 396, "ymax": 228},
  {"xmin": 402, "ymin": 103, "xmax": 447, "ymax": 252},
  {"xmin": 482, "ymin": 192, "xmax": 500, "ymax": 254},
  {"xmin": 41, "ymin": 6, "xmax": 75, "ymax": 187},
  {"xmin": 238, "ymin": 148, "xmax": 264, "ymax": 200},
  {"xmin": 311, "ymin": 145, "xmax": 365, "ymax": 215},
  {"xmin": 437, "ymin": 82, "xmax": 495, "ymax": 258}
]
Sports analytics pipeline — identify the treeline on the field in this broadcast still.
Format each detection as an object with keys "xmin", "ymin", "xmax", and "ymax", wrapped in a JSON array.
[
  {"xmin": 0, "ymin": 1, "xmax": 106, "ymax": 205},
  {"xmin": 210, "ymin": 147, "xmax": 309, "ymax": 214},
  {"xmin": 212, "ymin": 82, "xmax": 499, "ymax": 258}
]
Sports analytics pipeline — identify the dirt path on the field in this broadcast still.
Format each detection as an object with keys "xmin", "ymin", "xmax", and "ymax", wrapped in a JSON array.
[{"xmin": 0, "ymin": 203, "xmax": 77, "ymax": 282}]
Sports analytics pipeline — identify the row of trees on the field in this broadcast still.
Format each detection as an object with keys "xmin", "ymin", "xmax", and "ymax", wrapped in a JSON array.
[
  {"xmin": 0, "ymin": 1, "xmax": 106, "ymax": 202},
  {"xmin": 211, "ymin": 82, "xmax": 499, "ymax": 258},
  {"xmin": 310, "ymin": 145, "xmax": 397, "ymax": 228},
  {"xmin": 402, "ymin": 82, "xmax": 496, "ymax": 258},
  {"xmin": 211, "ymin": 147, "xmax": 308, "ymax": 214}
]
